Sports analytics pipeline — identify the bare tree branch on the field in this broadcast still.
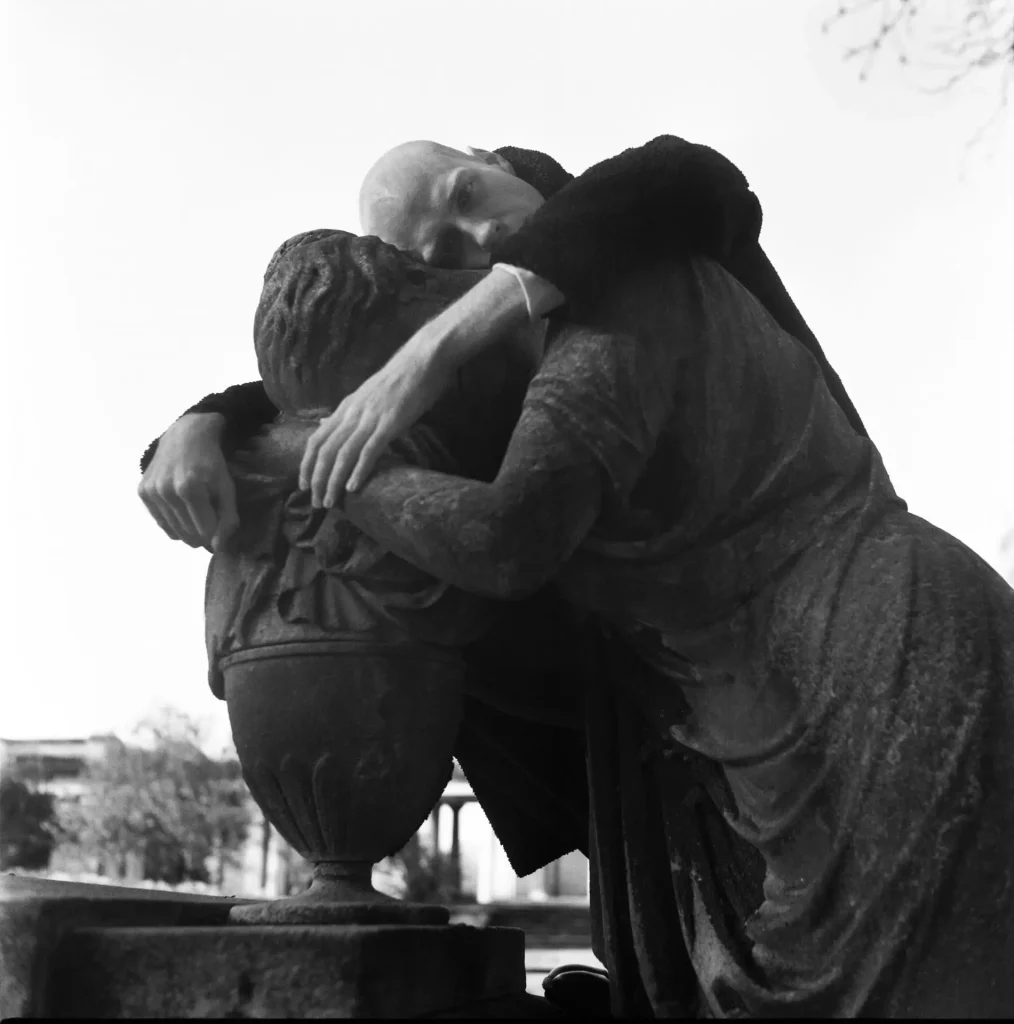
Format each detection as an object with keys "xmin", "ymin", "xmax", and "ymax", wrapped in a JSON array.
[
  {"xmin": 823, "ymin": 1, "xmax": 1013, "ymax": 145},
  {"xmin": 823, "ymin": 0, "xmax": 1014, "ymax": 88}
]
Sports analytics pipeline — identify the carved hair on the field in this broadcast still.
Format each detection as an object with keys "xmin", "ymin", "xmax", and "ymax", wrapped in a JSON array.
[{"xmin": 254, "ymin": 229, "xmax": 443, "ymax": 414}]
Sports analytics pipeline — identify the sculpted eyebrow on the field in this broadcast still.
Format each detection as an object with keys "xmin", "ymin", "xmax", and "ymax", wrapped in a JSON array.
[
  {"xmin": 421, "ymin": 168, "xmax": 469, "ymax": 267},
  {"xmin": 444, "ymin": 167, "xmax": 464, "ymax": 209}
]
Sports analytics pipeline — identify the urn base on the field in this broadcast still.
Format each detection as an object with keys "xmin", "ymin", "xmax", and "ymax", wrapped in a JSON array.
[{"xmin": 229, "ymin": 861, "xmax": 450, "ymax": 925}]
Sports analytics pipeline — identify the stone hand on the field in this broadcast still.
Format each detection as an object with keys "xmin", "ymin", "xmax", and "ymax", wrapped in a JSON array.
[
  {"xmin": 299, "ymin": 267, "xmax": 532, "ymax": 508},
  {"xmin": 299, "ymin": 343, "xmax": 449, "ymax": 508},
  {"xmin": 138, "ymin": 412, "xmax": 240, "ymax": 551}
]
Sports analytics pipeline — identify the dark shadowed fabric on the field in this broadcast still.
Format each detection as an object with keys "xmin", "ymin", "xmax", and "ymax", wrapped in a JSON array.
[
  {"xmin": 493, "ymin": 136, "xmax": 868, "ymax": 440},
  {"xmin": 518, "ymin": 256, "xmax": 1014, "ymax": 1016}
]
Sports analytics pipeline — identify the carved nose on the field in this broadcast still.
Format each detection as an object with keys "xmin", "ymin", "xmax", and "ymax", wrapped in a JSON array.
[{"xmin": 474, "ymin": 220, "xmax": 502, "ymax": 249}]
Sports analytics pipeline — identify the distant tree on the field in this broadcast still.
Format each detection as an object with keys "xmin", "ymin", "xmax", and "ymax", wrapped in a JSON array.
[
  {"xmin": 0, "ymin": 775, "xmax": 60, "ymax": 870},
  {"xmin": 57, "ymin": 708, "xmax": 251, "ymax": 885},
  {"xmin": 275, "ymin": 835, "xmax": 314, "ymax": 896}
]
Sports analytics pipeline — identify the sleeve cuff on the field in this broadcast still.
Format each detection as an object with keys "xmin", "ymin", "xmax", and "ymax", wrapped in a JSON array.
[{"xmin": 491, "ymin": 263, "xmax": 565, "ymax": 323}]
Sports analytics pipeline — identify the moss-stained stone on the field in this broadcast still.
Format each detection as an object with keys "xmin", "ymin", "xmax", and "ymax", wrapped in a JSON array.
[{"xmin": 2, "ymin": 876, "xmax": 535, "ymax": 1018}]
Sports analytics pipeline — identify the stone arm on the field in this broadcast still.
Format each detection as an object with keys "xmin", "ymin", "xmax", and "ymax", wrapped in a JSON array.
[
  {"xmin": 343, "ymin": 405, "xmax": 604, "ymax": 601},
  {"xmin": 139, "ymin": 380, "xmax": 278, "ymax": 473},
  {"xmin": 341, "ymin": 303, "xmax": 675, "ymax": 600}
]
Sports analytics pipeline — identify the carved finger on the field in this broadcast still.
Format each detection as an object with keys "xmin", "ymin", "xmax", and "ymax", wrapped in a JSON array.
[
  {"xmin": 313, "ymin": 415, "xmax": 368, "ymax": 507},
  {"xmin": 300, "ymin": 417, "xmax": 338, "ymax": 491},
  {"xmin": 309, "ymin": 426, "xmax": 355, "ymax": 508},
  {"xmin": 322, "ymin": 425, "xmax": 372, "ymax": 508},
  {"xmin": 181, "ymin": 487, "xmax": 219, "ymax": 546},
  {"xmin": 164, "ymin": 492, "xmax": 206, "ymax": 548},
  {"xmin": 154, "ymin": 489, "xmax": 194, "ymax": 541},
  {"xmin": 301, "ymin": 411, "xmax": 352, "ymax": 493},
  {"xmin": 211, "ymin": 476, "xmax": 240, "ymax": 553},
  {"xmin": 299, "ymin": 429, "xmax": 323, "ymax": 491},
  {"xmin": 346, "ymin": 430, "xmax": 390, "ymax": 494},
  {"xmin": 141, "ymin": 495, "xmax": 182, "ymax": 541}
]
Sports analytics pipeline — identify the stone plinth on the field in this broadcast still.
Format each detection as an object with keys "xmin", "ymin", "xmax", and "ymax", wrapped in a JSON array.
[
  {"xmin": 0, "ymin": 874, "xmax": 248, "ymax": 1019},
  {"xmin": 0, "ymin": 875, "xmax": 559, "ymax": 1019},
  {"xmin": 48, "ymin": 924, "xmax": 523, "ymax": 1018}
]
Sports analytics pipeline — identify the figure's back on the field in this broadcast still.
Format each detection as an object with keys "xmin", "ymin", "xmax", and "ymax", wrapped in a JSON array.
[{"xmin": 537, "ymin": 254, "xmax": 902, "ymax": 636}]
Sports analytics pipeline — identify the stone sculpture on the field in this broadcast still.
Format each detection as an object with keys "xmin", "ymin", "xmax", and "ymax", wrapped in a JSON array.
[{"xmin": 204, "ymin": 229, "xmax": 540, "ymax": 924}]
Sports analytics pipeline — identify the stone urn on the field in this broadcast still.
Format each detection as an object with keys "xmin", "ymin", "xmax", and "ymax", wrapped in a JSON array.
[
  {"xmin": 204, "ymin": 230, "xmax": 537, "ymax": 925},
  {"xmin": 224, "ymin": 640, "xmax": 463, "ymax": 925}
]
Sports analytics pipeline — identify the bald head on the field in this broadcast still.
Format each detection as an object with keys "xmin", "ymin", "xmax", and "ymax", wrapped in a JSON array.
[
  {"xmin": 359, "ymin": 141, "xmax": 469, "ymax": 236},
  {"xmin": 357, "ymin": 140, "xmax": 545, "ymax": 270}
]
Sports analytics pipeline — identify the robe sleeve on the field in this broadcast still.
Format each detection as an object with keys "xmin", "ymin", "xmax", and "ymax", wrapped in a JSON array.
[
  {"xmin": 522, "ymin": 321, "xmax": 678, "ymax": 504},
  {"xmin": 491, "ymin": 135, "xmax": 762, "ymax": 319},
  {"xmin": 138, "ymin": 380, "xmax": 279, "ymax": 474}
]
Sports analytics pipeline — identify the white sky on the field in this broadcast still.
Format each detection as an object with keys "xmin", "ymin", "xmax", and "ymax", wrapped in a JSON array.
[{"xmin": 2, "ymin": 0, "xmax": 1011, "ymax": 753}]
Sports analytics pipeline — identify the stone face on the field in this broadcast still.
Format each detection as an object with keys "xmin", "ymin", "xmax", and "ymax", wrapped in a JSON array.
[{"xmin": 46, "ymin": 923, "xmax": 525, "ymax": 1019}]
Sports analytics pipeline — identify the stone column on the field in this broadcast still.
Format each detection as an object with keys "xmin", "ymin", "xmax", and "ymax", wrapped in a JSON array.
[{"xmin": 446, "ymin": 798, "xmax": 466, "ymax": 901}]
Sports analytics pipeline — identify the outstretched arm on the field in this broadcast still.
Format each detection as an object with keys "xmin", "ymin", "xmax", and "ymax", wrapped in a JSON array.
[
  {"xmin": 342, "ymin": 296, "xmax": 685, "ymax": 598},
  {"xmin": 343, "ymin": 404, "xmax": 604, "ymax": 600},
  {"xmin": 299, "ymin": 138, "xmax": 762, "ymax": 504}
]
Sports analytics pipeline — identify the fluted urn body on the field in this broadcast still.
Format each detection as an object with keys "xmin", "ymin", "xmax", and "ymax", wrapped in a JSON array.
[
  {"xmin": 205, "ymin": 230, "xmax": 534, "ymax": 924},
  {"xmin": 224, "ymin": 642, "xmax": 463, "ymax": 924}
]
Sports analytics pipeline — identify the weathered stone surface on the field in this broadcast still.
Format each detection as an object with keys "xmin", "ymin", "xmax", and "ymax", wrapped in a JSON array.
[
  {"xmin": 46, "ymin": 923, "xmax": 524, "ymax": 1018},
  {"xmin": 203, "ymin": 230, "xmax": 540, "ymax": 922},
  {"xmin": 0, "ymin": 874, "xmax": 254, "ymax": 1018},
  {"xmin": 2, "ymin": 877, "xmax": 547, "ymax": 1019},
  {"xmin": 222, "ymin": 641, "xmax": 464, "ymax": 925}
]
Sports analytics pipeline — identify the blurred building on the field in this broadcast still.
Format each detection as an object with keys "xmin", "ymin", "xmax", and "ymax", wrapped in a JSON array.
[
  {"xmin": 239, "ymin": 761, "xmax": 589, "ymax": 905},
  {"xmin": 0, "ymin": 735, "xmax": 122, "ymax": 801},
  {"xmin": 1, "ymin": 737, "xmax": 588, "ymax": 907},
  {"xmin": 427, "ymin": 762, "xmax": 589, "ymax": 904},
  {"xmin": 0, "ymin": 735, "xmax": 143, "ymax": 880}
]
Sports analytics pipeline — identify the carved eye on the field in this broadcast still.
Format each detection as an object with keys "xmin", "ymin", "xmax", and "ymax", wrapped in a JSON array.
[{"xmin": 456, "ymin": 179, "xmax": 475, "ymax": 212}]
